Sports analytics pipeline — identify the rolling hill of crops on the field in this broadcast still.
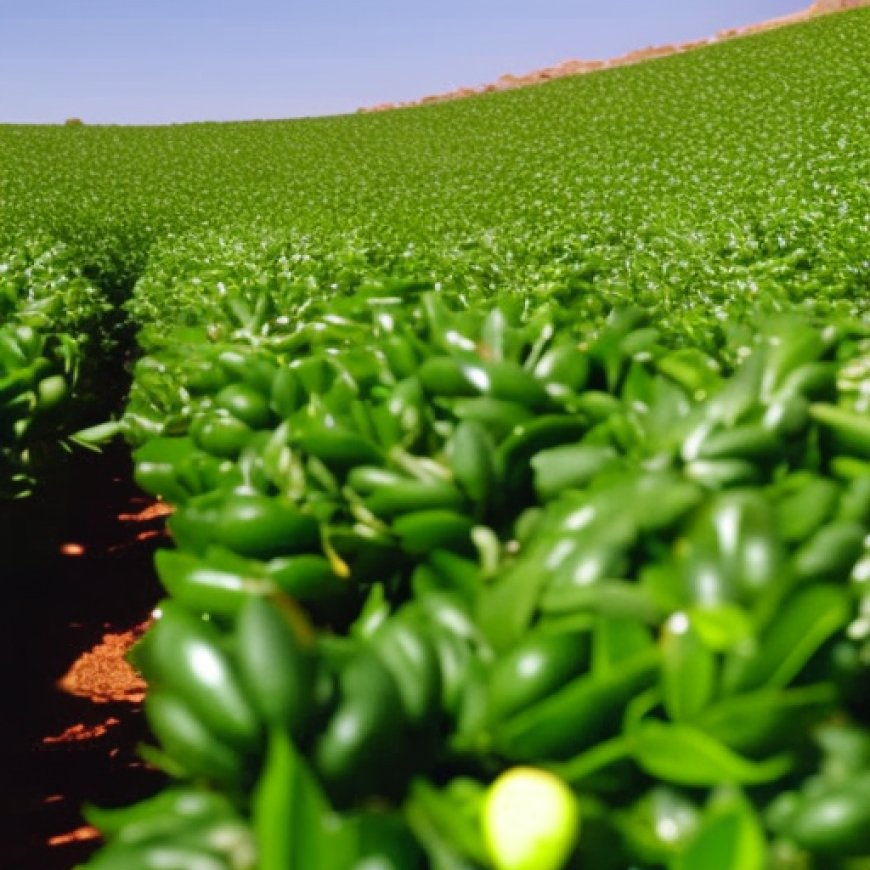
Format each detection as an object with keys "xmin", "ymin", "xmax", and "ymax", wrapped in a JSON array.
[
  {"xmin": 2, "ymin": 7, "xmax": 869, "ymax": 869},
  {"xmin": 2, "ymin": 7, "xmax": 868, "ymax": 295}
]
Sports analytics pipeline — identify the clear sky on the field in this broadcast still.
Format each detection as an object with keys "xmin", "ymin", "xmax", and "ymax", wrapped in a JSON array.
[{"xmin": 1, "ymin": 0, "xmax": 809, "ymax": 125}]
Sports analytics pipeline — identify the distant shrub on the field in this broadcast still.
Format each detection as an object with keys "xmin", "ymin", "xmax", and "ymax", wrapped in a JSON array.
[{"xmin": 64, "ymin": 118, "xmax": 84, "ymax": 126}]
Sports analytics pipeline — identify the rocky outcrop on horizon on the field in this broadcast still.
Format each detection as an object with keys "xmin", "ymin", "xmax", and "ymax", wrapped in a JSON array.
[
  {"xmin": 811, "ymin": 0, "xmax": 870, "ymax": 9},
  {"xmin": 359, "ymin": 0, "xmax": 870, "ymax": 113}
]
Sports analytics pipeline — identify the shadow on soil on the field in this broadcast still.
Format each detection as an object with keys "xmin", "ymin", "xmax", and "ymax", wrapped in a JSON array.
[{"xmin": 0, "ymin": 442, "xmax": 166, "ymax": 869}]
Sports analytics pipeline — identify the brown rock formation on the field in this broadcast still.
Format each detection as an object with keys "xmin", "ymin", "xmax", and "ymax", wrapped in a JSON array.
[
  {"xmin": 812, "ymin": 0, "xmax": 870, "ymax": 10},
  {"xmin": 358, "ymin": 0, "xmax": 870, "ymax": 113}
]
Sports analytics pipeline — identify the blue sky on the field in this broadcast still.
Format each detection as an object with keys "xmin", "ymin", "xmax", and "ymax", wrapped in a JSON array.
[{"xmin": 1, "ymin": 0, "xmax": 808, "ymax": 125}]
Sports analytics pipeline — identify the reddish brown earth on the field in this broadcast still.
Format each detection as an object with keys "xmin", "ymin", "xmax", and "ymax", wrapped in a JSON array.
[
  {"xmin": 56, "ymin": 624, "xmax": 149, "ymax": 705},
  {"xmin": 0, "ymin": 446, "xmax": 168, "ymax": 870},
  {"xmin": 360, "ymin": 0, "xmax": 870, "ymax": 112}
]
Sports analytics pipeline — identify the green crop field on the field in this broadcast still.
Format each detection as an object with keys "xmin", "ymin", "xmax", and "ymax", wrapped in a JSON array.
[{"xmin": 2, "ymin": 7, "xmax": 869, "ymax": 869}]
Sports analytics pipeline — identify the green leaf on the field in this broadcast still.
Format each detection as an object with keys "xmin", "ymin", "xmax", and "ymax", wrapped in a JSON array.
[
  {"xmin": 723, "ymin": 584, "xmax": 850, "ymax": 694},
  {"xmin": 697, "ymin": 683, "xmax": 836, "ymax": 755},
  {"xmin": 688, "ymin": 603, "xmax": 753, "ymax": 652},
  {"xmin": 661, "ymin": 612, "xmax": 718, "ymax": 721},
  {"xmin": 252, "ymin": 729, "xmax": 357, "ymax": 870},
  {"xmin": 633, "ymin": 721, "xmax": 792, "ymax": 786},
  {"xmin": 406, "ymin": 781, "xmax": 484, "ymax": 870},
  {"xmin": 673, "ymin": 792, "xmax": 766, "ymax": 870}
]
